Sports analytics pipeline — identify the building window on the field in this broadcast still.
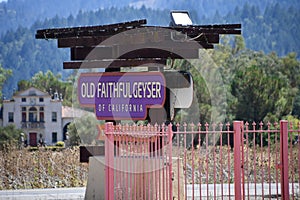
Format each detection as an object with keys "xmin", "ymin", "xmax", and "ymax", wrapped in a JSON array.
[
  {"xmin": 29, "ymin": 107, "xmax": 37, "ymax": 122},
  {"xmin": 22, "ymin": 112, "xmax": 26, "ymax": 122},
  {"xmin": 52, "ymin": 112, "xmax": 57, "ymax": 122},
  {"xmin": 52, "ymin": 132, "xmax": 57, "ymax": 143},
  {"xmin": 22, "ymin": 98, "xmax": 26, "ymax": 102},
  {"xmin": 39, "ymin": 97, "xmax": 44, "ymax": 102},
  {"xmin": 8, "ymin": 112, "xmax": 14, "ymax": 122},
  {"xmin": 40, "ymin": 112, "xmax": 44, "ymax": 122},
  {"xmin": 21, "ymin": 107, "xmax": 27, "ymax": 122},
  {"xmin": 39, "ymin": 107, "xmax": 44, "ymax": 122}
]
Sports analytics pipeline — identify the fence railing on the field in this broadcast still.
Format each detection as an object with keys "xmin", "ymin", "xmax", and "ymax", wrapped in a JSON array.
[{"xmin": 104, "ymin": 120, "xmax": 300, "ymax": 200}]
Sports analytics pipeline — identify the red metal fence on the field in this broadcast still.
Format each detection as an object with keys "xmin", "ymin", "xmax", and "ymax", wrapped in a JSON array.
[
  {"xmin": 105, "ymin": 122, "xmax": 173, "ymax": 200},
  {"xmin": 104, "ymin": 120, "xmax": 300, "ymax": 200}
]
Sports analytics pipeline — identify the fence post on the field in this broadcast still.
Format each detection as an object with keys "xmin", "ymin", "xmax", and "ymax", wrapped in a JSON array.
[
  {"xmin": 105, "ymin": 122, "xmax": 114, "ymax": 200},
  {"xmin": 233, "ymin": 121, "xmax": 243, "ymax": 200},
  {"xmin": 280, "ymin": 120, "xmax": 289, "ymax": 200},
  {"xmin": 168, "ymin": 124, "xmax": 173, "ymax": 200}
]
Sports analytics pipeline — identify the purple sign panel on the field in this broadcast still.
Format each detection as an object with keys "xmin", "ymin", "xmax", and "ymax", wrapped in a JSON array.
[{"xmin": 78, "ymin": 72, "xmax": 166, "ymax": 120}]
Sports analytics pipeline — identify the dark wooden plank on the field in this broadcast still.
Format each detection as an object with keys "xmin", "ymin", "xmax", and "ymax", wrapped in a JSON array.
[
  {"xmin": 58, "ymin": 32, "xmax": 219, "ymax": 48},
  {"xmin": 63, "ymin": 59, "xmax": 167, "ymax": 69},
  {"xmin": 193, "ymin": 33, "xmax": 219, "ymax": 44},
  {"xmin": 69, "ymin": 39, "xmax": 214, "ymax": 60},
  {"xmin": 58, "ymin": 29, "xmax": 170, "ymax": 48},
  {"xmin": 171, "ymin": 27, "xmax": 242, "ymax": 35},
  {"xmin": 58, "ymin": 37, "xmax": 110, "ymax": 48},
  {"xmin": 80, "ymin": 145, "xmax": 105, "ymax": 163},
  {"xmin": 37, "ymin": 19, "xmax": 147, "ymax": 35},
  {"xmin": 195, "ymin": 23, "xmax": 241, "ymax": 29},
  {"xmin": 70, "ymin": 46, "xmax": 113, "ymax": 60},
  {"xmin": 36, "ymin": 19, "xmax": 147, "ymax": 39},
  {"xmin": 117, "ymin": 48, "xmax": 200, "ymax": 59},
  {"xmin": 70, "ymin": 47, "xmax": 202, "ymax": 60},
  {"xmin": 36, "ymin": 21, "xmax": 241, "ymax": 40}
]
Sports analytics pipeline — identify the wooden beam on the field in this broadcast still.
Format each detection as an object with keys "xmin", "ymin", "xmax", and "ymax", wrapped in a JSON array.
[
  {"xmin": 58, "ymin": 36, "xmax": 110, "ymax": 48},
  {"xmin": 58, "ymin": 32, "xmax": 219, "ymax": 48},
  {"xmin": 193, "ymin": 23, "xmax": 241, "ymax": 29},
  {"xmin": 70, "ymin": 47, "xmax": 113, "ymax": 60},
  {"xmin": 194, "ymin": 33, "xmax": 219, "ymax": 44},
  {"xmin": 36, "ymin": 19, "xmax": 147, "ymax": 39},
  {"xmin": 36, "ymin": 19, "xmax": 241, "ymax": 40},
  {"xmin": 58, "ymin": 29, "xmax": 170, "ymax": 48},
  {"xmin": 72, "ymin": 41, "xmax": 204, "ymax": 56},
  {"xmin": 63, "ymin": 59, "xmax": 167, "ymax": 69},
  {"xmin": 80, "ymin": 146, "xmax": 105, "ymax": 163},
  {"xmin": 69, "ymin": 40, "xmax": 213, "ymax": 61},
  {"xmin": 70, "ymin": 47, "xmax": 203, "ymax": 60},
  {"xmin": 171, "ymin": 27, "xmax": 242, "ymax": 35}
]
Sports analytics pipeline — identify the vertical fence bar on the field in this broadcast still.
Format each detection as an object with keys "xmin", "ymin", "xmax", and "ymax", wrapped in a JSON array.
[
  {"xmin": 205, "ymin": 123, "xmax": 209, "ymax": 199},
  {"xmin": 241, "ymin": 122, "xmax": 245, "ymax": 200},
  {"xmin": 105, "ymin": 122, "xmax": 114, "ymax": 200},
  {"xmin": 259, "ymin": 122, "xmax": 265, "ymax": 199},
  {"xmin": 168, "ymin": 124, "xmax": 173, "ymax": 200},
  {"xmin": 234, "ymin": 121, "xmax": 242, "ymax": 200},
  {"xmin": 219, "ymin": 123, "xmax": 224, "ymax": 200},
  {"xmin": 252, "ymin": 122, "xmax": 257, "ymax": 198},
  {"xmin": 197, "ymin": 123, "xmax": 202, "ymax": 200},
  {"xmin": 212, "ymin": 123, "xmax": 217, "ymax": 200},
  {"xmin": 227, "ymin": 124, "xmax": 231, "ymax": 199},
  {"xmin": 280, "ymin": 120, "xmax": 289, "ymax": 200},
  {"xmin": 183, "ymin": 123, "xmax": 187, "ymax": 199},
  {"xmin": 125, "ymin": 129, "xmax": 129, "ymax": 200},
  {"xmin": 274, "ymin": 122, "xmax": 280, "ymax": 200},
  {"xmin": 162, "ymin": 124, "xmax": 166, "ymax": 200},
  {"xmin": 245, "ymin": 122, "xmax": 250, "ymax": 200},
  {"xmin": 177, "ymin": 124, "xmax": 181, "ymax": 200},
  {"xmin": 289, "ymin": 122, "xmax": 295, "ymax": 200},
  {"xmin": 191, "ymin": 124, "xmax": 195, "ymax": 200},
  {"xmin": 267, "ymin": 122, "xmax": 272, "ymax": 199}
]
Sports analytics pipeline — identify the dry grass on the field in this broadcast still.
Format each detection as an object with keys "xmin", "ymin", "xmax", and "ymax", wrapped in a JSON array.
[
  {"xmin": 0, "ymin": 145, "xmax": 88, "ymax": 190},
  {"xmin": 1, "ymin": 143, "xmax": 298, "ymax": 190},
  {"xmin": 181, "ymin": 145, "xmax": 299, "ymax": 184}
]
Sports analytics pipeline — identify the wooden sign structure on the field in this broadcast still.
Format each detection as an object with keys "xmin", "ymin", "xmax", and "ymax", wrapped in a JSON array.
[
  {"xmin": 35, "ymin": 19, "xmax": 241, "ymax": 70},
  {"xmin": 36, "ymin": 15, "xmax": 242, "ymax": 200},
  {"xmin": 36, "ymin": 18, "xmax": 241, "ymax": 121},
  {"xmin": 35, "ymin": 17, "xmax": 241, "ymax": 155}
]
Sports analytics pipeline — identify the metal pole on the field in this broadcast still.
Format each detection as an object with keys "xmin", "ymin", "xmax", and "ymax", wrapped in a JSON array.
[
  {"xmin": 105, "ymin": 122, "xmax": 114, "ymax": 200},
  {"xmin": 280, "ymin": 120, "xmax": 289, "ymax": 200},
  {"xmin": 168, "ymin": 124, "xmax": 173, "ymax": 200},
  {"xmin": 233, "ymin": 121, "xmax": 242, "ymax": 200}
]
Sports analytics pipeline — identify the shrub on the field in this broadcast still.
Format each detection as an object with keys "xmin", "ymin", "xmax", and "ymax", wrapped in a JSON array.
[{"xmin": 55, "ymin": 141, "xmax": 65, "ymax": 147}]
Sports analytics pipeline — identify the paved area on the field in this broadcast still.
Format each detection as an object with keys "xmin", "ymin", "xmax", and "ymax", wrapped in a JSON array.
[
  {"xmin": 0, "ymin": 187, "xmax": 86, "ymax": 200},
  {"xmin": 0, "ymin": 183, "xmax": 298, "ymax": 199}
]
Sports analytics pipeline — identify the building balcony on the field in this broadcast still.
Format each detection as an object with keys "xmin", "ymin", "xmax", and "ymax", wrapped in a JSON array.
[{"xmin": 21, "ymin": 121, "xmax": 45, "ymax": 129}]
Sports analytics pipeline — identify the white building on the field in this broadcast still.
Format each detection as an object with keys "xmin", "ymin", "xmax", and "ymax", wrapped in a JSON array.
[{"xmin": 1, "ymin": 87, "xmax": 72, "ymax": 146}]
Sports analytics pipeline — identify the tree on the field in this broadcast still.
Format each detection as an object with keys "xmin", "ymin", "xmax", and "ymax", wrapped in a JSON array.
[
  {"xmin": 0, "ymin": 65, "xmax": 12, "ymax": 101},
  {"xmin": 67, "ymin": 113, "xmax": 99, "ymax": 146},
  {"xmin": 17, "ymin": 70, "xmax": 73, "ymax": 106},
  {"xmin": 211, "ymin": 36, "xmax": 299, "ymax": 122},
  {"xmin": 0, "ymin": 125, "xmax": 23, "ymax": 149}
]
